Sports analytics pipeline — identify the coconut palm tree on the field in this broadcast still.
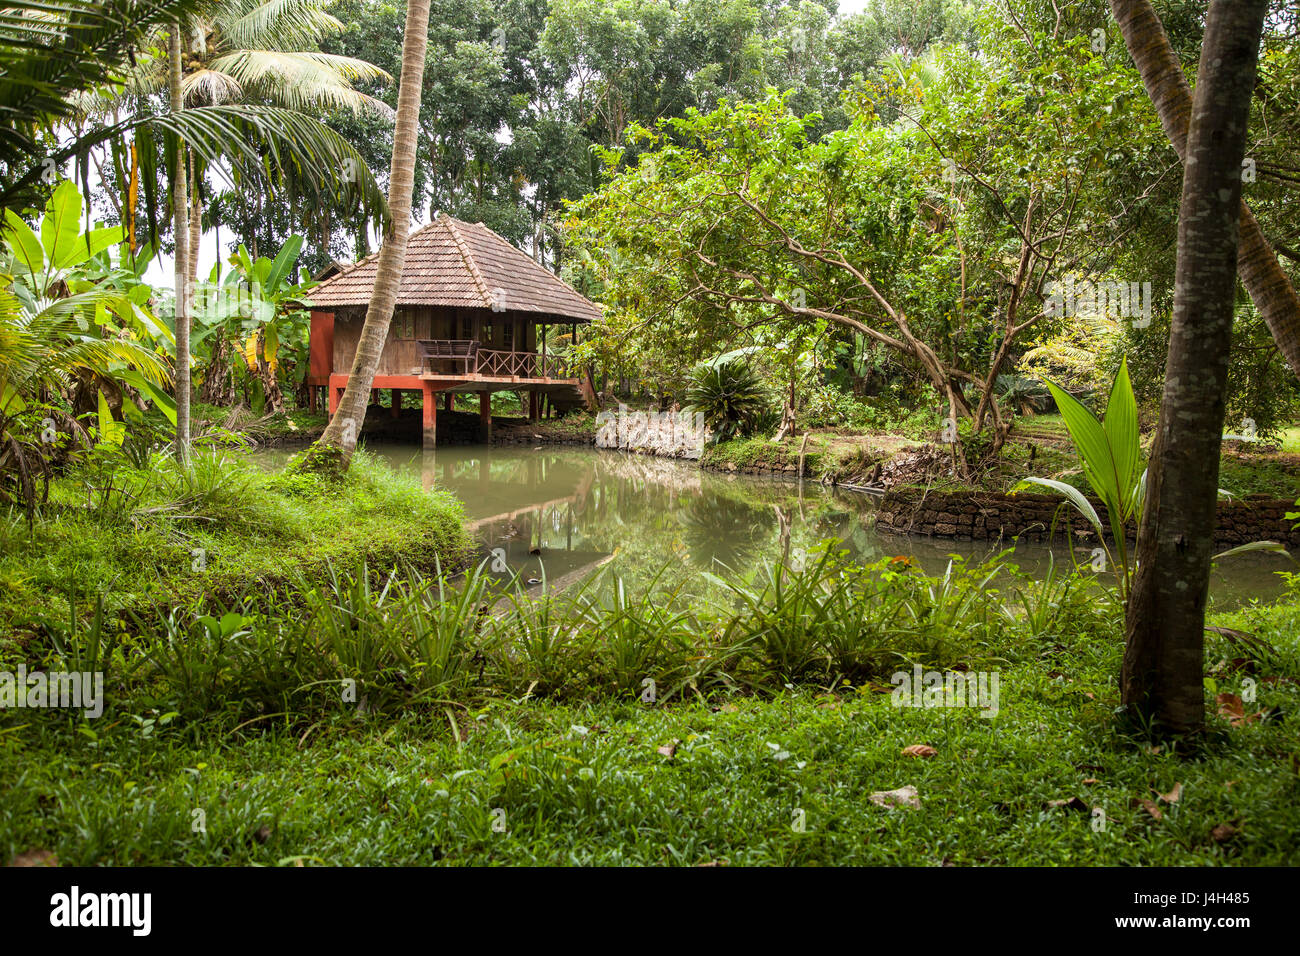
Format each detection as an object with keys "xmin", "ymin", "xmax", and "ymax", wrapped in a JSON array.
[
  {"xmin": 306, "ymin": 0, "xmax": 431, "ymax": 470},
  {"xmin": 0, "ymin": 1, "xmax": 390, "ymax": 236},
  {"xmin": 0, "ymin": 1, "xmax": 393, "ymax": 461},
  {"xmin": 1109, "ymin": 0, "xmax": 1300, "ymax": 381},
  {"xmin": 125, "ymin": 0, "xmax": 394, "ymax": 267}
]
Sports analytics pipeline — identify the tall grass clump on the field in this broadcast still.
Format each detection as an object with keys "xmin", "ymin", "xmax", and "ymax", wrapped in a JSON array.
[{"xmin": 23, "ymin": 543, "xmax": 1130, "ymax": 724}]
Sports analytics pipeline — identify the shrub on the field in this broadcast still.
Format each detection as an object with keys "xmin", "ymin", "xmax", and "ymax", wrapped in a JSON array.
[{"xmin": 686, "ymin": 358, "xmax": 772, "ymax": 442}]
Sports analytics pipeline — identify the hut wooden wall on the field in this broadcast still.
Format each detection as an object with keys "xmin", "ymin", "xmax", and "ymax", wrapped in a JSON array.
[{"xmin": 329, "ymin": 305, "xmax": 556, "ymax": 375}]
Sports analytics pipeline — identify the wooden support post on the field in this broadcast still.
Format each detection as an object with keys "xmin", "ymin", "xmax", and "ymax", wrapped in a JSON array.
[
  {"xmin": 422, "ymin": 383, "xmax": 437, "ymax": 450},
  {"xmin": 444, "ymin": 391, "xmax": 454, "ymax": 412},
  {"xmin": 390, "ymin": 389, "xmax": 402, "ymax": 419},
  {"xmin": 479, "ymin": 391, "xmax": 492, "ymax": 443}
]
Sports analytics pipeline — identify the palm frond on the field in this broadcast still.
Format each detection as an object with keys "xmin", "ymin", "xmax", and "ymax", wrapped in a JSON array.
[
  {"xmin": 208, "ymin": 49, "xmax": 393, "ymax": 115},
  {"xmin": 0, "ymin": 1, "xmax": 206, "ymax": 174},
  {"xmin": 180, "ymin": 67, "xmax": 245, "ymax": 105},
  {"xmin": 3, "ymin": 104, "xmax": 391, "ymax": 240},
  {"xmin": 148, "ymin": 104, "xmax": 390, "ymax": 232},
  {"xmin": 219, "ymin": 0, "xmax": 343, "ymax": 52}
]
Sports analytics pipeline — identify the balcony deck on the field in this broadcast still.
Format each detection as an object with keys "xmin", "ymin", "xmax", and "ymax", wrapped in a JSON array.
[{"xmin": 417, "ymin": 340, "xmax": 578, "ymax": 385}]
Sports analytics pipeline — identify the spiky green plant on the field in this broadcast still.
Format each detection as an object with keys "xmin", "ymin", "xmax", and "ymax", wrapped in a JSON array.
[{"xmin": 685, "ymin": 357, "xmax": 771, "ymax": 443}]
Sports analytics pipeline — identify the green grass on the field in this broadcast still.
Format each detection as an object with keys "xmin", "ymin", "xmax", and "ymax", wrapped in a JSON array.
[
  {"xmin": 701, "ymin": 435, "xmax": 832, "ymax": 473},
  {"xmin": 0, "ymin": 449, "xmax": 470, "ymax": 642},
  {"xmin": 1218, "ymin": 453, "xmax": 1300, "ymax": 500},
  {"xmin": 4, "ymin": 604, "xmax": 1297, "ymax": 865},
  {"xmin": 2, "ymin": 546, "xmax": 1298, "ymax": 865},
  {"xmin": 497, "ymin": 410, "xmax": 596, "ymax": 440}
]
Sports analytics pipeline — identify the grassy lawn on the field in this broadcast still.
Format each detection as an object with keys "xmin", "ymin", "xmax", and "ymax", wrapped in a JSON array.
[
  {"xmin": 4, "ymin": 607, "xmax": 1297, "ymax": 866},
  {"xmin": 2, "ymin": 523, "xmax": 1297, "ymax": 864},
  {"xmin": 0, "ymin": 449, "xmax": 469, "ymax": 643},
  {"xmin": 702, "ymin": 416, "xmax": 1300, "ymax": 501},
  {"xmin": 2, "ymin": 435, "xmax": 1297, "ymax": 867}
]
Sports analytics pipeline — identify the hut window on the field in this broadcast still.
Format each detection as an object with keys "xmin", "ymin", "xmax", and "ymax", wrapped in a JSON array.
[
  {"xmin": 461, "ymin": 316, "xmax": 472, "ymax": 339},
  {"xmin": 393, "ymin": 313, "xmax": 414, "ymax": 339}
]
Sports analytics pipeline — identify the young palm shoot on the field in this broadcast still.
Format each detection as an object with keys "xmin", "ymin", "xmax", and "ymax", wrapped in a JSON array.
[{"xmin": 1015, "ymin": 358, "xmax": 1143, "ymax": 600}]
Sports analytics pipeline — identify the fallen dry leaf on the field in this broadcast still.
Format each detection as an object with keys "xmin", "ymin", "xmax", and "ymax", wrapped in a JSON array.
[
  {"xmin": 8, "ymin": 849, "xmax": 57, "ymax": 867},
  {"xmin": 869, "ymin": 785, "xmax": 921, "ymax": 810},
  {"xmin": 1159, "ymin": 782, "xmax": 1183, "ymax": 804},
  {"xmin": 1045, "ymin": 796, "xmax": 1090, "ymax": 813},
  {"xmin": 1211, "ymin": 821, "xmax": 1240, "ymax": 843},
  {"xmin": 1217, "ymin": 692, "xmax": 1245, "ymax": 720},
  {"xmin": 656, "ymin": 739, "xmax": 679, "ymax": 759},
  {"xmin": 1130, "ymin": 797, "xmax": 1163, "ymax": 821},
  {"xmin": 1216, "ymin": 693, "xmax": 1261, "ymax": 728},
  {"xmin": 1082, "ymin": 778, "xmax": 1100, "ymax": 785},
  {"xmin": 902, "ymin": 744, "xmax": 937, "ymax": 759},
  {"xmin": 695, "ymin": 859, "xmax": 728, "ymax": 867}
]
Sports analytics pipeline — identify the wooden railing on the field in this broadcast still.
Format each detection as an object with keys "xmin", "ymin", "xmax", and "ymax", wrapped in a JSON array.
[
  {"xmin": 419, "ymin": 341, "xmax": 575, "ymax": 380},
  {"xmin": 476, "ymin": 348, "xmax": 535, "ymax": 377}
]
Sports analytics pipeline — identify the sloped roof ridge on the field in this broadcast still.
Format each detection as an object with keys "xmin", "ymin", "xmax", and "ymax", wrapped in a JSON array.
[
  {"xmin": 465, "ymin": 220, "xmax": 593, "ymax": 311},
  {"xmin": 443, "ymin": 214, "xmax": 492, "ymax": 309}
]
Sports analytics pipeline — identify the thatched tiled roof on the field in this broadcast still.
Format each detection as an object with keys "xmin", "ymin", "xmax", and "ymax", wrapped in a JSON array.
[{"xmin": 304, "ymin": 213, "xmax": 602, "ymax": 322}]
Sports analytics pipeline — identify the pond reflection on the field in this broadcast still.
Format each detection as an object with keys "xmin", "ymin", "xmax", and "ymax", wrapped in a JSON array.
[{"xmin": 259, "ymin": 443, "xmax": 1292, "ymax": 607}]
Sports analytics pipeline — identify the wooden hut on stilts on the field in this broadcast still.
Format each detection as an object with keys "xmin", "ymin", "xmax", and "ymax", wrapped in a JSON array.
[{"xmin": 303, "ymin": 213, "xmax": 601, "ymax": 448}]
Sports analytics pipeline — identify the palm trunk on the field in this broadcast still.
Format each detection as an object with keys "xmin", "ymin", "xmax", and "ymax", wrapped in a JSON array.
[
  {"xmin": 1110, "ymin": 0, "xmax": 1300, "ymax": 380},
  {"xmin": 1122, "ymin": 0, "xmax": 1267, "ymax": 736},
  {"xmin": 169, "ymin": 26, "xmax": 191, "ymax": 463},
  {"xmin": 188, "ymin": 149, "xmax": 201, "ymax": 281},
  {"xmin": 311, "ymin": 0, "xmax": 431, "ymax": 466}
]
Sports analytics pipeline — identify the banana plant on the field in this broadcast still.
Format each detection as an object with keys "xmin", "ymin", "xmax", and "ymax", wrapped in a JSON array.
[
  {"xmin": 1015, "ymin": 357, "xmax": 1142, "ymax": 598},
  {"xmin": 193, "ymin": 235, "xmax": 315, "ymax": 414},
  {"xmin": 0, "ymin": 179, "xmax": 173, "ymax": 419}
]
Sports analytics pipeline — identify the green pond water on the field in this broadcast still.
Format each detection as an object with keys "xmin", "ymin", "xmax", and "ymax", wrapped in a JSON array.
[{"xmin": 260, "ymin": 443, "xmax": 1293, "ymax": 608}]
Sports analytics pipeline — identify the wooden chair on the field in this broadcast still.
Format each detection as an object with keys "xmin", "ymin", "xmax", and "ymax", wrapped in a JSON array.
[{"xmin": 419, "ymin": 339, "xmax": 478, "ymax": 375}]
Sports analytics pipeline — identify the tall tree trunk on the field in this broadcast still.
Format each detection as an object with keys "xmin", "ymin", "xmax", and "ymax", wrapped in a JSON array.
[
  {"xmin": 311, "ymin": 0, "xmax": 431, "ymax": 465},
  {"xmin": 1110, "ymin": 0, "xmax": 1300, "ymax": 380},
  {"xmin": 1122, "ymin": 0, "xmax": 1267, "ymax": 736},
  {"xmin": 188, "ymin": 149, "xmax": 201, "ymax": 281},
  {"xmin": 169, "ymin": 26, "xmax": 191, "ymax": 463}
]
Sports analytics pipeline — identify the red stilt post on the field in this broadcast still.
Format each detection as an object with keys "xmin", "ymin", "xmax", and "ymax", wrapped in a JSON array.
[
  {"xmin": 479, "ymin": 391, "xmax": 492, "ymax": 443},
  {"xmin": 422, "ymin": 383, "xmax": 437, "ymax": 450}
]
